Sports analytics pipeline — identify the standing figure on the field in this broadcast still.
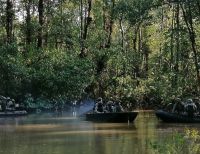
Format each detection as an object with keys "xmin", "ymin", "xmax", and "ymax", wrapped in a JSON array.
[{"xmin": 72, "ymin": 100, "xmax": 77, "ymax": 117}]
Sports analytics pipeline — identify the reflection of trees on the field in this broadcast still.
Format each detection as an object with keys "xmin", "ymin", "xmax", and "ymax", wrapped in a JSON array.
[
  {"xmin": 134, "ymin": 112, "xmax": 157, "ymax": 154},
  {"xmin": 0, "ymin": 112, "xmax": 159, "ymax": 154},
  {"xmin": 88, "ymin": 123, "xmax": 137, "ymax": 154}
]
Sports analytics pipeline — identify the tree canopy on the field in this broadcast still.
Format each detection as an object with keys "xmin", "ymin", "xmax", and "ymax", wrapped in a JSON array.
[{"xmin": 0, "ymin": 0, "xmax": 200, "ymax": 109}]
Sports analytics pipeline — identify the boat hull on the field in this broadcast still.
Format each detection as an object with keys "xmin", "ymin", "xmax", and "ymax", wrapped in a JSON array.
[
  {"xmin": 0, "ymin": 110, "xmax": 27, "ymax": 117},
  {"xmin": 86, "ymin": 111, "xmax": 138, "ymax": 123},
  {"xmin": 155, "ymin": 110, "xmax": 200, "ymax": 123}
]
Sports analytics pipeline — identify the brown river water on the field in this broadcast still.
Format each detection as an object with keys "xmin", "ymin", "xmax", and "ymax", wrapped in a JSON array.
[{"xmin": 0, "ymin": 111, "xmax": 199, "ymax": 154}]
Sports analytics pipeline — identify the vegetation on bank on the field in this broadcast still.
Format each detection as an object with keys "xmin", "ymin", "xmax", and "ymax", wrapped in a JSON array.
[
  {"xmin": 150, "ymin": 129, "xmax": 200, "ymax": 154},
  {"xmin": 0, "ymin": 0, "xmax": 200, "ymax": 110}
]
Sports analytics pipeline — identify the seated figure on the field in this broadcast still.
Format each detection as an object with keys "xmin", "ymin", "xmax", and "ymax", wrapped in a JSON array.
[
  {"xmin": 105, "ymin": 101, "xmax": 113, "ymax": 113},
  {"xmin": 94, "ymin": 97, "xmax": 104, "ymax": 113},
  {"xmin": 126, "ymin": 102, "xmax": 132, "ymax": 111},
  {"xmin": 193, "ymin": 97, "xmax": 200, "ymax": 115},
  {"xmin": 114, "ymin": 102, "xmax": 124, "ymax": 112},
  {"xmin": 0, "ymin": 96, "xmax": 16, "ymax": 112},
  {"xmin": 7, "ymin": 98, "xmax": 15, "ymax": 111},
  {"xmin": 0, "ymin": 96, "xmax": 8, "ymax": 112},
  {"xmin": 184, "ymin": 99, "xmax": 197, "ymax": 117},
  {"xmin": 171, "ymin": 98, "xmax": 185, "ymax": 114},
  {"xmin": 165, "ymin": 103, "xmax": 174, "ymax": 112}
]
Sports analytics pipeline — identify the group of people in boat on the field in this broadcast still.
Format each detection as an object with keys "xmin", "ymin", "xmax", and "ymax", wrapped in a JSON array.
[
  {"xmin": 165, "ymin": 97, "xmax": 200, "ymax": 117},
  {"xmin": 93, "ymin": 97, "xmax": 124, "ymax": 113},
  {"xmin": 0, "ymin": 95, "xmax": 19, "ymax": 112}
]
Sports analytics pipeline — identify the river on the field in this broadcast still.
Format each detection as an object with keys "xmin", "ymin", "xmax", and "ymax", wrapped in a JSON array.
[{"xmin": 0, "ymin": 111, "xmax": 199, "ymax": 154}]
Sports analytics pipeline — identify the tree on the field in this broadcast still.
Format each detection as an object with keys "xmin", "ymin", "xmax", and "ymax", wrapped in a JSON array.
[
  {"xmin": 25, "ymin": 0, "xmax": 32, "ymax": 45},
  {"xmin": 38, "ymin": 0, "xmax": 44, "ymax": 48},
  {"xmin": 6, "ymin": 0, "xmax": 14, "ymax": 43},
  {"xmin": 181, "ymin": 1, "xmax": 200, "ymax": 90},
  {"xmin": 79, "ymin": 0, "xmax": 93, "ymax": 57}
]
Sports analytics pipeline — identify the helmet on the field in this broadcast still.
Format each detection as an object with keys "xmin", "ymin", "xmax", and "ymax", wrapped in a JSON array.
[
  {"xmin": 96, "ymin": 97, "xmax": 102, "ymax": 102},
  {"xmin": 187, "ymin": 99, "xmax": 193, "ymax": 103}
]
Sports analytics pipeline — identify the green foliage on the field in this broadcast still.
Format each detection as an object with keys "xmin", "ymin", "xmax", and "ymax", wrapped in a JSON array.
[
  {"xmin": 0, "ymin": 44, "xmax": 94, "ymax": 102},
  {"xmin": 1, "ymin": 0, "xmax": 200, "ymax": 110},
  {"xmin": 150, "ymin": 129, "xmax": 200, "ymax": 154},
  {"xmin": 23, "ymin": 93, "xmax": 54, "ymax": 110}
]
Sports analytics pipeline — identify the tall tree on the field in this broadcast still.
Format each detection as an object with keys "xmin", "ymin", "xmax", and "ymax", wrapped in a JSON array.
[
  {"xmin": 25, "ymin": 0, "xmax": 32, "ymax": 45},
  {"xmin": 181, "ymin": 1, "xmax": 200, "ymax": 89},
  {"xmin": 6, "ymin": 0, "xmax": 14, "ymax": 43},
  {"xmin": 174, "ymin": 2, "xmax": 180, "ymax": 85},
  {"xmin": 119, "ymin": 15, "xmax": 124, "ymax": 51},
  {"xmin": 38, "ymin": 0, "xmax": 44, "ymax": 48},
  {"xmin": 170, "ymin": 5, "xmax": 175, "ymax": 71},
  {"xmin": 80, "ymin": 0, "xmax": 92, "ymax": 57},
  {"xmin": 102, "ymin": 0, "xmax": 115, "ymax": 48}
]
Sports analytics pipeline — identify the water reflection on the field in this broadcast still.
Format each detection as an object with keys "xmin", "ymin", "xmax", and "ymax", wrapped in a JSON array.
[{"xmin": 0, "ymin": 111, "xmax": 200, "ymax": 154}]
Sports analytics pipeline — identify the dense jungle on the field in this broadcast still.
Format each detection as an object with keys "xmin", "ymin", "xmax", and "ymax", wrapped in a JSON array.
[{"xmin": 0, "ymin": 0, "xmax": 200, "ymax": 111}]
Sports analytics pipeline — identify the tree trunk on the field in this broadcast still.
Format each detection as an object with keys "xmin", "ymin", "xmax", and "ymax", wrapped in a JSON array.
[
  {"xmin": 174, "ymin": 2, "xmax": 180, "ymax": 86},
  {"xmin": 170, "ymin": 5, "xmax": 175, "ymax": 71},
  {"xmin": 26, "ymin": 0, "xmax": 32, "ymax": 45},
  {"xmin": 104, "ymin": 0, "xmax": 115, "ymax": 48},
  {"xmin": 80, "ymin": 0, "xmax": 84, "ymax": 53},
  {"xmin": 133, "ymin": 26, "xmax": 139, "ymax": 52},
  {"xmin": 95, "ymin": 0, "xmax": 116, "ymax": 97},
  {"xmin": 119, "ymin": 16, "xmax": 124, "ymax": 52},
  {"xmin": 6, "ymin": 0, "xmax": 13, "ymax": 44},
  {"xmin": 83, "ymin": 0, "xmax": 92, "ymax": 40},
  {"xmin": 44, "ymin": 0, "xmax": 52, "ymax": 47},
  {"xmin": 138, "ymin": 27, "xmax": 142, "ymax": 53},
  {"xmin": 181, "ymin": 2, "xmax": 200, "ymax": 89},
  {"xmin": 80, "ymin": 0, "xmax": 92, "ymax": 57},
  {"xmin": 196, "ymin": 0, "xmax": 200, "ymax": 17},
  {"xmin": 38, "ymin": 0, "xmax": 44, "ymax": 48},
  {"xmin": 142, "ymin": 28, "xmax": 149, "ymax": 78},
  {"xmin": 159, "ymin": 5, "xmax": 164, "ymax": 69}
]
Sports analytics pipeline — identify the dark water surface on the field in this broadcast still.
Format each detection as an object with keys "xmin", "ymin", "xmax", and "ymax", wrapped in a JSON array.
[{"xmin": 0, "ymin": 111, "xmax": 199, "ymax": 154}]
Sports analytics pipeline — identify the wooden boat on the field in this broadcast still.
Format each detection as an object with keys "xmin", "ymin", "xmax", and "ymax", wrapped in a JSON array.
[
  {"xmin": 85, "ymin": 111, "xmax": 138, "ymax": 123},
  {"xmin": 0, "ymin": 110, "xmax": 28, "ymax": 117},
  {"xmin": 155, "ymin": 109, "xmax": 200, "ymax": 123}
]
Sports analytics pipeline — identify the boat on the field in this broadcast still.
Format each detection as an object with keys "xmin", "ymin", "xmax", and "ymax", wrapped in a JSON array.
[
  {"xmin": 0, "ymin": 110, "xmax": 28, "ymax": 117},
  {"xmin": 155, "ymin": 109, "xmax": 200, "ymax": 123},
  {"xmin": 85, "ymin": 111, "xmax": 138, "ymax": 123}
]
